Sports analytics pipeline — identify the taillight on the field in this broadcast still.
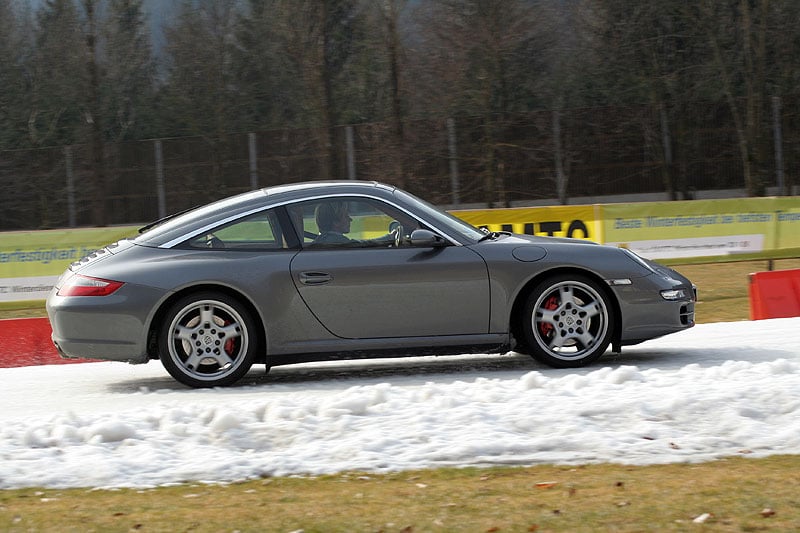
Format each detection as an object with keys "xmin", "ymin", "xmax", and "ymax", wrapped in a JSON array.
[{"xmin": 57, "ymin": 274, "xmax": 124, "ymax": 297}]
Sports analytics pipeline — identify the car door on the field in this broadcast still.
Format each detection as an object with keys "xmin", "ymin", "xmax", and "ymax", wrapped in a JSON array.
[{"xmin": 288, "ymin": 197, "xmax": 490, "ymax": 339}]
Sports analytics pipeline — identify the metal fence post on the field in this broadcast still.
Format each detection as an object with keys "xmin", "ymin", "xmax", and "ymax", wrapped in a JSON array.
[
  {"xmin": 772, "ymin": 96, "xmax": 785, "ymax": 196},
  {"xmin": 447, "ymin": 118, "xmax": 460, "ymax": 206},
  {"xmin": 248, "ymin": 132, "xmax": 258, "ymax": 190},
  {"xmin": 553, "ymin": 109, "xmax": 567, "ymax": 205},
  {"xmin": 345, "ymin": 126, "xmax": 356, "ymax": 180},
  {"xmin": 64, "ymin": 146, "xmax": 76, "ymax": 227},
  {"xmin": 154, "ymin": 139, "xmax": 166, "ymax": 218}
]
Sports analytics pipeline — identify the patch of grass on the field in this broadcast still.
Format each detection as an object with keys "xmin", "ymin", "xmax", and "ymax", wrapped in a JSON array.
[
  {"xmin": 0, "ymin": 300, "xmax": 47, "ymax": 320},
  {"xmin": 1, "ymin": 456, "xmax": 798, "ymax": 532},
  {"xmin": 670, "ymin": 258, "xmax": 800, "ymax": 323}
]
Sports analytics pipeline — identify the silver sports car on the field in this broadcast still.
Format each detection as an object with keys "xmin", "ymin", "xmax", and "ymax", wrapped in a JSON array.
[{"xmin": 47, "ymin": 181, "xmax": 696, "ymax": 388}]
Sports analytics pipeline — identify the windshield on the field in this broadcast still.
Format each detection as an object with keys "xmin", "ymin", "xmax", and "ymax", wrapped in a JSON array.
[{"xmin": 394, "ymin": 189, "xmax": 485, "ymax": 243}]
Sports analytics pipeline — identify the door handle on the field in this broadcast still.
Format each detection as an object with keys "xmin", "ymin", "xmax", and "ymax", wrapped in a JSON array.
[{"xmin": 299, "ymin": 272, "xmax": 332, "ymax": 285}]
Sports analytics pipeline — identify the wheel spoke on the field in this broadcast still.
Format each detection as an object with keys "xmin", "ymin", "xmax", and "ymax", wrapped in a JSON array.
[
  {"xmin": 559, "ymin": 285, "xmax": 574, "ymax": 302},
  {"xmin": 218, "ymin": 322, "xmax": 242, "ymax": 341},
  {"xmin": 215, "ymin": 352, "xmax": 235, "ymax": 368},
  {"xmin": 547, "ymin": 329, "xmax": 569, "ymax": 349},
  {"xmin": 174, "ymin": 324, "xmax": 197, "ymax": 344},
  {"xmin": 184, "ymin": 351, "xmax": 205, "ymax": 370},
  {"xmin": 199, "ymin": 305, "xmax": 215, "ymax": 327},
  {"xmin": 578, "ymin": 300, "xmax": 602, "ymax": 319},
  {"xmin": 537, "ymin": 308, "xmax": 559, "ymax": 325},
  {"xmin": 574, "ymin": 330, "xmax": 597, "ymax": 350}
]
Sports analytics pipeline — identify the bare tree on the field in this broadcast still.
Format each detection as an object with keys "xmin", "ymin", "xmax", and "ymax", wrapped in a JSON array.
[
  {"xmin": 366, "ymin": 0, "xmax": 410, "ymax": 187},
  {"xmin": 259, "ymin": 0, "xmax": 364, "ymax": 180},
  {"xmin": 234, "ymin": 0, "xmax": 304, "ymax": 129},
  {"xmin": 28, "ymin": 0, "xmax": 86, "ymax": 147},
  {"xmin": 412, "ymin": 0, "xmax": 541, "ymax": 206},
  {"xmin": 700, "ymin": 0, "xmax": 771, "ymax": 197},
  {"xmin": 0, "ymin": 0, "xmax": 30, "ymax": 149},
  {"xmin": 586, "ymin": 0, "xmax": 707, "ymax": 200},
  {"xmin": 161, "ymin": 0, "xmax": 241, "ymax": 202},
  {"xmin": 103, "ymin": 0, "xmax": 156, "ymax": 142},
  {"xmin": 81, "ymin": 0, "xmax": 108, "ymax": 225}
]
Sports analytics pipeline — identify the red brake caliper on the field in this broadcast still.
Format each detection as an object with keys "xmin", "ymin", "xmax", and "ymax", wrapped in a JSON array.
[
  {"xmin": 539, "ymin": 295, "xmax": 559, "ymax": 337},
  {"xmin": 222, "ymin": 320, "xmax": 236, "ymax": 355}
]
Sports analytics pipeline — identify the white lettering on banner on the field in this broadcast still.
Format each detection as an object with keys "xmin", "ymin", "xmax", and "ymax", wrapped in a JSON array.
[
  {"xmin": 606, "ymin": 235, "xmax": 765, "ymax": 260},
  {"xmin": 0, "ymin": 276, "xmax": 58, "ymax": 302}
]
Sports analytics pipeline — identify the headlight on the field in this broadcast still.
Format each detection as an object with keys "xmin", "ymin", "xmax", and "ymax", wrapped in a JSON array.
[{"xmin": 660, "ymin": 289, "xmax": 687, "ymax": 301}]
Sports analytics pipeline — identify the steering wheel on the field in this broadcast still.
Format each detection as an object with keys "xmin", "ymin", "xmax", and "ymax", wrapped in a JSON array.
[
  {"xmin": 206, "ymin": 235, "xmax": 225, "ymax": 249},
  {"xmin": 389, "ymin": 221, "xmax": 405, "ymax": 248}
]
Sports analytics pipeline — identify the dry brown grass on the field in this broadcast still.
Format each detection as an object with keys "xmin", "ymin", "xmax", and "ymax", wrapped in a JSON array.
[
  {"xmin": 2, "ymin": 456, "xmax": 799, "ymax": 532},
  {"xmin": 670, "ymin": 258, "xmax": 800, "ymax": 323},
  {"xmin": 0, "ymin": 300, "xmax": 47, "ymax": 320}
]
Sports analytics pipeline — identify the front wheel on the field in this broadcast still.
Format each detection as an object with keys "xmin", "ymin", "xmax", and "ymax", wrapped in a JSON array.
[
  {"xmin": 521, "ymin": 274, "xmax": 614, "ymax": 368},
  {"xmin": 158, "ymin": 292, "xmax": 259, "ymax": 387}
]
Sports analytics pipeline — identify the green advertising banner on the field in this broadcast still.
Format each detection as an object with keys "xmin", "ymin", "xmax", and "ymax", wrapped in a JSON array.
[
  {"xmin": 0, "ymin": 226, "xmax": 138, "ymax": 302},
  {"xmin": 601, "ymin": 197, "xmax": 800, "ymax": 261}
]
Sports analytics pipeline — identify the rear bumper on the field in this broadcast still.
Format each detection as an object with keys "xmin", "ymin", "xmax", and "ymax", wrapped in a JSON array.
[
  {"xmin": 46, "ymin": 284, "xmax": 164, "ymax": 364},
  {"xmin": 51, "ymin": 336, "xmax": 149, "ymax": 364}
]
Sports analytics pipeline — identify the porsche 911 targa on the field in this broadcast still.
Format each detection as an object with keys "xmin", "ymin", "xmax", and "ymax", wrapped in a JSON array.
[{"xmin": 47, "ymin": 181, "xmax": 696, "ymax": 387}]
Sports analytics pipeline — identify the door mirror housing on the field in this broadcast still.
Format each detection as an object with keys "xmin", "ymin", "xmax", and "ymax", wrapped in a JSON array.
[{"xmin": 409, "ymin": 229, "xmax": 447, "ymax": 247}]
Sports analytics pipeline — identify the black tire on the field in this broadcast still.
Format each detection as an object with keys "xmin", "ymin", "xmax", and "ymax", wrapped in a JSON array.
[
  {"xmin": 521, "ymin": 274, "xmax": 614, "ymax": 368},
  {"xmin": 158, "ymin": 292, "xmax": 258, "ymax": 387}
]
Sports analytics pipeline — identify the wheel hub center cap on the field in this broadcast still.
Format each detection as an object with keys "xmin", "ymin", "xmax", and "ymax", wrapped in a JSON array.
[
  {"xmin": 566, "ymin": 316, "xmax": 575, "ymax": 326},
  {"xmin": 203, "ymin": 335, "xmax": 215, "ymax": 346}
]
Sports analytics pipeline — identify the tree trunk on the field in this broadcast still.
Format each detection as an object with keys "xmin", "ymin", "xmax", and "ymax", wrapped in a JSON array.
[{"xmin": 84, "ymin": 0, "xmax": 107, "ymax": 226}]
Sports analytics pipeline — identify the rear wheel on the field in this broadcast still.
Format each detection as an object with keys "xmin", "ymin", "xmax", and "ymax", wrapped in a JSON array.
[
  {"xmin": 158, "ymin": 292, "xmax": 258, "ymax": 387},
  {"xmin": 522, "ymin": 274, "xmax": 614, "ymax": 368}
]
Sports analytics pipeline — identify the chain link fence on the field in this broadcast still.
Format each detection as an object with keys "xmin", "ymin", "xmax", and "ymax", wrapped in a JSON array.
[{"xmin": 1, "ymin": 97, "xmax": 798, "ymax": 231}]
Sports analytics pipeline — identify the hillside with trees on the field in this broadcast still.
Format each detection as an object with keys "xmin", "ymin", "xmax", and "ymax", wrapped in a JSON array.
[{"xmin": 0, "ymin": 0, "xmax": 798, "ymax": 229}]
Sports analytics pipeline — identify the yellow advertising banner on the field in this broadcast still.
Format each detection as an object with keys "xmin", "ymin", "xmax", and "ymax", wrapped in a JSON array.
[
  {"xmin": 600, "ymin": 197, "xmax": 800, "ymax": 260},
  {"xmin": 451, "ymin": 205, "xmax": 601, "ymax": 242}
]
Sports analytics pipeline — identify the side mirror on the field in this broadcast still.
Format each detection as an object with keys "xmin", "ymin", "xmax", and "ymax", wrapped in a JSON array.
[{"xmin": 409, "ymin": 229, "xmax": 446, "ymax": 247}]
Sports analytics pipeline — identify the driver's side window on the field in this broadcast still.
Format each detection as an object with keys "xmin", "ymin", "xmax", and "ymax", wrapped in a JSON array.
[{"xmin": 289, "ymin": 197, "xmax": 422, "ymax": 248}]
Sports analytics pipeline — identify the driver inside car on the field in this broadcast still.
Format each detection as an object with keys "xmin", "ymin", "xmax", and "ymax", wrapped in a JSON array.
[
  {"xmin": 312, "ymin": 201, "xmax": 402, "ymax": 247},
  {"xmin": 313, "ymin": 202, "xmax": 355, "ymax": 244}
]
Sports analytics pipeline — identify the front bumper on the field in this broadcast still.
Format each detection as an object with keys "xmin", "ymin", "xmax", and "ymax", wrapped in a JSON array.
[{"xmin": 612, "ymin": 270, "xmax": 696, "ymax": 345}]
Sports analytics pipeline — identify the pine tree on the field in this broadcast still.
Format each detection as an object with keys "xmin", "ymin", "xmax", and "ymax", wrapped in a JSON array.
[
  {"xmin": 103, "ymin": 0, "xmax": 157, "ymax": 141},
  {"xmin": 0, "ymin": 0, "xmax": 29, "ymax": 149},
  {"xmin": 28, "ymin": 0, "xmax": 87, "ymax": 147},
  {"xmin": 160, "ymin": 0, "xmax": 240, "ymax": 138}
]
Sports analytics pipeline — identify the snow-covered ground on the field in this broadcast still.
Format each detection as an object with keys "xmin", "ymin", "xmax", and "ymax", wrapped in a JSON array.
[{"xmin": 1, "ymin": 318, "xmax": 799, "ymax": 489}]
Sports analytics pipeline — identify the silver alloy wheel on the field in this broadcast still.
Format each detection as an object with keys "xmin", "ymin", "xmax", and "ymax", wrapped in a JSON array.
[
  {"xmin": 530, "ymin": 279, "xmax": 609, "ymax": 362},
  {"xmin": 166, "ymin": 298, "xmax": 250, "ymax": 383}
]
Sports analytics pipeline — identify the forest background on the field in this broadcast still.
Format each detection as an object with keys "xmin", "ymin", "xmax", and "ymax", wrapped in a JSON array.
[{"xmin": 1, "ymin": 0, "xmax": 799, "ymax": 231}]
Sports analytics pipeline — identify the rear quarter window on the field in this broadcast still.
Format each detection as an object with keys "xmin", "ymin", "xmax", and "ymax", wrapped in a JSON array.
[{"xmin": 187, "ymin": 210, "xmax": 287, "ymax": 250}]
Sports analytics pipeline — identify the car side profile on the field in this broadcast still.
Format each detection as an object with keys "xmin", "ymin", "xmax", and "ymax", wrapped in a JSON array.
[{"xmin": 47, "ymin": 181, "xmax": 696, "ymax": 387}]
